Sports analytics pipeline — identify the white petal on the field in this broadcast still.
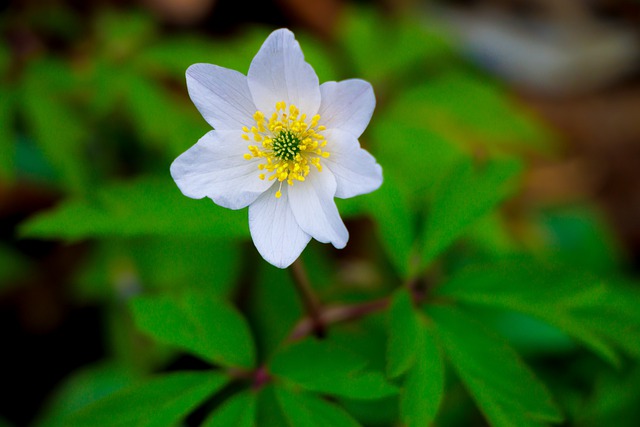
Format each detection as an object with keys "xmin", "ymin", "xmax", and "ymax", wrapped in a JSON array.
[
  {"xmin": 249, "ymin": 185, "xmax": 312, "ymax": 268},
  {"xmin": 288, "ymin": 170, "xmax": 348, "ymax": 249},
  {"xmin": 247, "ymin": 29, "xmax": 321, "ymax": 117},
  {"xmin": 170, "ymin": 130, "xmax": 271, "ymax": 210},
  {"xmin": 186, "ymin": 64, "xmax": 256, "ymax": 130},
  {"xmin": 323, "ymin": 128, "xmax": 383, "ymax": 199},
  {"xmin": 318, "ymin": 79, "xmax": 375, "ymax": 138}
]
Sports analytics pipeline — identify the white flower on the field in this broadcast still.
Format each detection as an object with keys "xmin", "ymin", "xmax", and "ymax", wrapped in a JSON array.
[{"xmin": 170, "ymin": 28, "xmax": 382, "ymax": 268}]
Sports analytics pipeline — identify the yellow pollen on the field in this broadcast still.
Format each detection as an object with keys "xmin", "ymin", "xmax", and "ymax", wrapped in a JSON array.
[{"xmin": 242, "ymin": 101, "xmax": 330, "ymax": 199}]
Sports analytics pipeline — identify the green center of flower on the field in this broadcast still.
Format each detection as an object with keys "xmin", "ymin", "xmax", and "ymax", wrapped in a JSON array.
[{"xmin": 272, "ymin": 130, "xmax": 301, "ymax": 161}]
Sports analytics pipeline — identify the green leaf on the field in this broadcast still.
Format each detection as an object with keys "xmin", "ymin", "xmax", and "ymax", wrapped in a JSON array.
[
  {"xmin": 276, "ymin": 386, "xmax": 361, "ymax": 427},
  {"xmin": 0, "ymin": 84, "xmax": 15, "ymax": 180},
  {"xmin": 420, "ymin": 157, "xmax": 522, "ymax": 269},
  {"xmin": 34, "ymin": 362, "xmax": 136, "ymax": 427},
  {"xmin": 400, "ymin": 325, "xmax": 445, "ymax": 427},
  {"xmin": 364, "ymin": 178, "xmax": 415, "ymax": 278},
  {"xmin": 130, "ymin": 291, "xmax": 255, "ymax": 368},
  {"xmin": 436, "ymin": 261, "xmax": 623, "ymax": 366},
  {"xmin": 387, "ymin": 289, "xmax": 421, "ymax": 377},
  {"xmin": 202, "ymin": 390, "xmax": 256, "ymax": 427},
  {"xmin": 68, "ymin": 371, "xmax": 228, "ymax": 427},
  {"xmin": 428, "ymin": 306, "xmax": 563, "ymax": 427},
  {"xmin": 123, "ymin": 71, "xmax": 208, "ymax": 157},
  {"xmin": 20, "ymin": 59, "xmax": 91, "ymax": 193},
  {"xmin": 271, "ymin": 339, "xmax": 397, "ymax": 400},
  {"xmin": 341, "ymin": 6, "xmax": 453, "ymax": 83},
  {"xmin": 417, "ymin": 71, "xmax": 556, "ymax": 152},
  {"xmin": 256, "ymin": 385, "xmax": 290, "ymax": 427},
  {"xmin": 18, "ymin": 176, "xmax": 249, "ymax": 241}
]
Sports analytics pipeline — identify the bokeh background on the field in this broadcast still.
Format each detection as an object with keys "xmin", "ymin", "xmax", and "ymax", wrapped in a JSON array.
[{"xmin": 2, "ymin": 0, "xmax": 640, "ymax": 426}]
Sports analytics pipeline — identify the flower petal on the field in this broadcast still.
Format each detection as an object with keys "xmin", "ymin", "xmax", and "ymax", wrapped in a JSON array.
[
  {"xmin": 186, "ymin": 64, "xmax": 256, "ymax": 130},
  {"xmin": 323, "ymin": 129, "xmax": 383, "ymax": 199},
  {"xmin": 247, "ymin": 29, "xmax": 321, "ymax": 117},
  {"xmin": 170, "ymin": 130, "xmax": 271, "ymax": 210},
  {"xmin": 318, "ymin": 79, "xmax": 375, "ymax": 138},
  {"xmin": 249, "ymin": 185, "xmax": 312, "ymax": 268},
  {"xmin": 288, "ymin": 170, "xmax": 348, "ymax": 249}
]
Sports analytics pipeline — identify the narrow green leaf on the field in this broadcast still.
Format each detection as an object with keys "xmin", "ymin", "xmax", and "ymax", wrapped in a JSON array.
[
  {"xmin": 436, "ymin": 262, "xmax": 621, "ymax": 366},
  {"xmin": 428, "ymin": 306, "xmax": 563, "ymax": 427},
  {"xmin": 202, "ymin": 390, "xmax": 256, "ymax": 427},
  {"xmin": 256, "ymin": 385, "xmax": 290, "ymax": 427},
  {"xmin": 69, "ymin": 371, "xmax": 227, "ymax": 427},
  {"xmin": 18, "ymin": 177, "xmax": 249, "ymax": 241},
  {"xmin": 421, "ymin": 157, "xmax": 522, "ymax": 268},
  {"xmin": 276, "ymin": 386, "xmax": 361, "ymax": 427},
  {"xmin": 20, "ymin": 59, "xmax": 90, "ymax": 193},
  {"xmin": 130, "ymin": 291, "xmax": 255, "ymax": 368},
  {"xmin": 400, "ymin": 325, "xmax": 444, "ymax": 427},
  {"xmin": 271, "ymin": 339, "xmax": 397, "ymax": 400},
  {"xmin": 365, "ymin": 178, "xmax": 415, "ymax": 278},
  {"xmin": 387, "ymin": 289, "xmax": 421, "ymax": 377}
]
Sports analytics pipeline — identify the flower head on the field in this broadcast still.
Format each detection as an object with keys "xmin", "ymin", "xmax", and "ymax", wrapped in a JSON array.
[{"xmin": 170, "ymin": 29, "xmax": 383, "ymax": 268}]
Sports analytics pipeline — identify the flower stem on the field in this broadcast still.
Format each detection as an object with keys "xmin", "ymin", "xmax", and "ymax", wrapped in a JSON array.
[{"xmin": 289, "ymin": 258, "xmax": 326, "ymax": 338}]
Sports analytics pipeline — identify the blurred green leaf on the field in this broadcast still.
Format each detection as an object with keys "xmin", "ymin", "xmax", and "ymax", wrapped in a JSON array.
[
  {"xmin": 400, "ymin": 325, "xmax": 444, "ymax": 427},
  {"xmin": 130, "ymin": 290, "xmax": 255, "ymax": 368},
  {"xmin": 364, "ymin": 178, "xmax": 415, "ymax": 278},
  {"xmin": 540, "ymin": 209, "xmax": 621, "ymax": 274},
  {"xmin": 436, "ymin": 261, "xmax": 629, "ymax": 365},
  {"xmin": 371, "ymin": 100, "xmax": 463, "ymax": 205},
  {"xmin": 276, "ymin": 386, "xmax": 361, "ymax": 427},
  {"xmin": 387, "ymin": 289, "xmax": 420, "ymax": 377},
  {"xmin": 123, "ymin": 71, "xmax": 208, "ymax": 157},
  {"xmin": 581, "ymin": 367, "xmax": 640, "ymax": 427},
  {"xmin": 249, "ymin": 264, "xmax": 302, "ymax": 358},
  {"xmin": 137, "ymin": 28, "xmax": 269, "ymax": 79},
  {"xmin": 341, "ymin": 6, "xmax": 453, "ymax": 83},
  {"xmin": 96, "ymin": 10, "xmax": 156, "ymax": 60},
  {"xmin": 202, "ymin": 390, "xmax": 256, "ymax": 427},
  {"xmin": 19, "ymin": 176, "xmax": 249, "ymax": 240},
  {"xmin": 256, "ymin": 385, "xmax": 291, "ymax": 427},
  {"xmin": 428, "ymin": 306, "xmax": 563, "ymax": 426},
  {"xmin": 68, "ymin": 371, "xmax": 227, "ymax": 427},
  {"xmin": 0, "ymin": 84, "xmax": 15, "ymax": 180},
  {"xmin": 20, "ymin": 59, "xmax": 91, "ymax": 193},
  {"xmin": 420, "ymin": 157, "xmax": 522, "ymax": 269},
  {"xmin": 271, "ymin": 339, "xmax": 397, "ymax": 400},
  {"xmin": 417, "ymin": 72, "xmax": 555, "ymax": 152},
  {"xmin": 35, "ymin": 362, "xmax": 136, "ymax": 427}
]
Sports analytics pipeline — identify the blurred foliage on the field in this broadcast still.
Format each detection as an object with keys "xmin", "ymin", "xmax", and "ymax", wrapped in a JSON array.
[{"xmin": 1, "ymin": 2, "xmax": 640, "ymax": 427}]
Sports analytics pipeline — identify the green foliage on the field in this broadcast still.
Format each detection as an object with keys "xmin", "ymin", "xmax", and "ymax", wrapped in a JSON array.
[
  {"xmin": 400, "ymin": 325, "xmax": 444, "ymax": 427},
  {"xmin": 428, "ymin": 306, "xmax": 563, "ymax": 426},
  {"xmin": 67, "ymin": 371, "xmax": 227, "ymax": 427},
  {"xmin": 19, "ymin": 177, "xmax": 249, "ymax": 241},
  {"xmin": 4, "ymin": 4, "xmax": 640, "ymax": 427},
  {"xmin": 420, "ymin": 157, "xmax": 522, "ymax": 269},
  {"xmin": 276, "ymin": 386, "xmax": 361, "ymax": 427},
  {"xmin": 386, "ymin": 289, "xmax": 421, "ymax": 377},
  {"xmin": 271, "ymin": 339, "xmax": 397, "ymax": 400},
  {"xmin": 436, "ymin": 260, "xmax": 640, "ymax": 366},
  {"xmin": 130, "ymin": 290, "xmax": 255, "ymax": 368},
  {"xmin": 202, "ymin": 390, "xmax": 257, "ymax": 427}
]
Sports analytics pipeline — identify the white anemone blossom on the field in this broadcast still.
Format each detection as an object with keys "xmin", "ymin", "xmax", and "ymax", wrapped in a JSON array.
[{"xmin": 170, "ymin": 28, "xmax": 382, "ymax": 268}]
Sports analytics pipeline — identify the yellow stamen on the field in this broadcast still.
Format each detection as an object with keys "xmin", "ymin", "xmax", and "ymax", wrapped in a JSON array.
[{"xmin": 242, "ymin": 101, "xmax": 330, "ymax": 199}]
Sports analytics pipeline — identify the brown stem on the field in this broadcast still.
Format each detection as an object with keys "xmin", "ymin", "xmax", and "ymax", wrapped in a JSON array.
[
  {"xmin": 288, "ymin": 297, "xmax": 389, "ymax": 341},
  {"xmin": 289, "ymin": 258, "xmax": 326, "ymax": 338}
]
